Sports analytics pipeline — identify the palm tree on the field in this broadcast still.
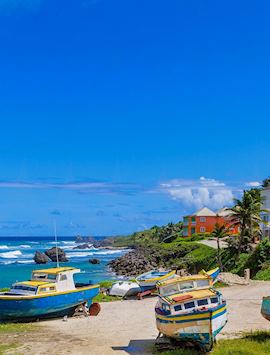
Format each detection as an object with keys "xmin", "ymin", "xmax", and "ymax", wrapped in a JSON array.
[
  {"xmin": 212, "ymin": 224, "xmax": 229, "ymax": 271},
  {"xmin": 228, "ymin": 189, "xmax": 266, "ymax": 256}
]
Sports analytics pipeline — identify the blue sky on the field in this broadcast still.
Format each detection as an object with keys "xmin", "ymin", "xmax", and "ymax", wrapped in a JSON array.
[{"xmin": 0, "ymin": 0, "xmax": 269, "ymax": 236}]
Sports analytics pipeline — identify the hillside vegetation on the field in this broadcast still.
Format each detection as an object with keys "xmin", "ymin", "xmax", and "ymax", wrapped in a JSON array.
[{"xmin": 109, "ymin": 222, "xmax": 217, "ymax": 275}]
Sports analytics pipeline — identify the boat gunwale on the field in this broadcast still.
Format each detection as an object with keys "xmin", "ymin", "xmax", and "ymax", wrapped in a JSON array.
[
  {"xmin": 159, "ymin": 288, "xmax": 218, "ymax": 305},
  {"xmin": 0, "ymin": 284, "xmax": 100, "ymax": 300},
  {"xmin": 136, "ymin": 270, "xmax": 176, "ymax": 283}
]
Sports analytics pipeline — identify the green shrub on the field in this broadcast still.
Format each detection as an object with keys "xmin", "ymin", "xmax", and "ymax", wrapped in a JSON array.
[
  {"xmin": 231, "ymin": 253, "xmax": 250, "ymax": 275},
  {"xmin": 183, "ymin": 244, "xmax": 217, "ymax": 273},
  {"xmin": 254, "ymin": 267, "xmax": 270, "ymax": 280}
]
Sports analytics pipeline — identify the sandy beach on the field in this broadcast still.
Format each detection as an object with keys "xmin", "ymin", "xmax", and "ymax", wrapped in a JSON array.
[{"xmin": 6, "ymin": 281, "xmax": 270, "ymax": 355}]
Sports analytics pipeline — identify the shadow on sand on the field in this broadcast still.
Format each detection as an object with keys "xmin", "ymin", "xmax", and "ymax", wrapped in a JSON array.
[{"xmin": 112, "ymin": 339, "xmax": 155, "ymax": 354}]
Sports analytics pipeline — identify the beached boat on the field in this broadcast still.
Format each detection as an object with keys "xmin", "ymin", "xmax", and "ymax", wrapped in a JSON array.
[
  {"xmin": 261, "ymin": 296, "xmax": 270, "ymax": 321},
  {"xmin": 109, "ymin": 281, "xmax": 141, "ymax": 297},
  {"xmin": 155, "ymin": 273, "xmax": 227, "ymax": 352},
  {"xmin": 199, "ymin": 267, "xmax": 220, "ymax": 283},
  {"xmin": 136, "ymin": 270, "xmax": 176, "ymax": 292},
  {"xmin": 0, "ymin": 267, "xmax": 99, "ymax": 322}
]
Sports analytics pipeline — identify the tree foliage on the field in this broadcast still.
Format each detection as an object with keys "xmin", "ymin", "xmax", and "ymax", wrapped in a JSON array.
[
  {"xmin": 262, "ymin": 177, "xmax": 270, "ymax": 188},
  {"xmin": 227, "ymin": 189, "xmax": 266, "ymax": 255}
]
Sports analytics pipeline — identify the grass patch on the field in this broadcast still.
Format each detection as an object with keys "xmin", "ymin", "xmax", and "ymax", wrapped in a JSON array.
[
  {"xmin": 0, "ymin": 323, "xmax": 35, "ymax": 333},
  {"xmin": 93, "ymin": 293, "xmax": 122, "ymax": 303},
  {"xmin": 0, "ymin": 344, "xmax": 17, "ymax": 355},
  {"xmin": 98, "ymin": 280, "xmax": 114, "ymax": 289},
  {"xmin": 0, "ymin": 323, "xmax": 36, "ymax": 355},
  {"xmin": 158, "ymin": 331, "xmax": 270, "ymax": 355}
]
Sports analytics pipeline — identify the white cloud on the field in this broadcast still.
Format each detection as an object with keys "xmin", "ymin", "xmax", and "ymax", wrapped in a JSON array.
[
  {"xmin": 160, "ymin": 177, "xmax": 235, "ymax": 210},
  {"xmin": 245, "ymin": 181, "xmax": 261, "ymax": 187}
]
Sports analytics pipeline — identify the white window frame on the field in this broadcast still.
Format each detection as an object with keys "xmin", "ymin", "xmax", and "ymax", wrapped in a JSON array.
[
  {"xmin": 200, "ymin": 217, "xmax": 206, "ymax": 222},
  {"xmin": 200, "ymin": 227, "xmax": 206, "ymax": 233}
]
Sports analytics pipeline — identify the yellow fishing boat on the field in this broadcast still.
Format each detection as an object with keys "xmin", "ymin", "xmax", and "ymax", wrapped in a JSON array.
[{"xmin": 155, "ymin": 270, "xmax": 227, "ymax": 352}]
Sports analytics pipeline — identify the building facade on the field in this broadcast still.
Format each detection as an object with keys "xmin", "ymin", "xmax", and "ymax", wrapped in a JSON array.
[
  {"xmin": 182, "ymin": 207, "xmax": 238, "ymax": 237},
  {"xmin": 262, "ymin": 187, "xmax": 270, "ymax": 238}
]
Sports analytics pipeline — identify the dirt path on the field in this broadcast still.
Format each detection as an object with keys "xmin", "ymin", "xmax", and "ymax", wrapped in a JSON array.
[{"xmin": 7, "ymin": 281, "xmax": 270, "ymax": 355}]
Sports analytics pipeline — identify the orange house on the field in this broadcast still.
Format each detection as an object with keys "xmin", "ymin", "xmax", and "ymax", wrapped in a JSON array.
[{"xmin": 182, "ymin": 207, "xmax": 239, "ymax": 237}]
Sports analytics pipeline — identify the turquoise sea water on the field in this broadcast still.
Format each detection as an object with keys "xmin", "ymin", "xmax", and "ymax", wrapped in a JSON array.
[{"xmin": 0, "ymin": 236, "xmax": 127, "ymax": 288}]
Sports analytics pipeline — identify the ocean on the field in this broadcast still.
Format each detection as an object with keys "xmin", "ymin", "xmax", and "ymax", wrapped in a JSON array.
[{"xmin": 0, "ymin": 236, "xmax": 128, "ymax": 288}]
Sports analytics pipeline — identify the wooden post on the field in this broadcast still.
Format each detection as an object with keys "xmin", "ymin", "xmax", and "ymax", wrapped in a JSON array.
[{"xmin": 244, "ymin": 269, "xmax": 250, "ymax": 282}]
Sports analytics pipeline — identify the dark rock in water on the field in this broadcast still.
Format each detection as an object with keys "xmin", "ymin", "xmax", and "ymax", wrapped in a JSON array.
[
  {"xmin": 45, "ymin": 247, "xmax": 68, "ymax": 262},
  {"xmin": 89, "ymin": 258, "xmax": 100, "ymax": 264},
  {"xmin": 34, "ymin": 251, "xmax": 50, "ymax": 264},
  {"xmin": 73, "ymin": 243, "xmax": 92, "ymax": 250}
]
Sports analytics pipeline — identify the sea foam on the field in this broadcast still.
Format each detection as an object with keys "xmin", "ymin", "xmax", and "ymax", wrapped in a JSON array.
[
  {"xmin": 0, "ymin": 250, "xmax": 23, "ymax": 259},
  {"xmin": 0, "ymin": 245, "xmax": 9, "ymax": 250}
]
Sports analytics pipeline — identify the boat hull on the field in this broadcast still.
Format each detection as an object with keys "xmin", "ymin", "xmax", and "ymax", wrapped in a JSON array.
[
  {"xmin": 156, "ymin": 303, "xmax": 227, "ymax": 352},
  {"xmin": 261, "ymin": 297, "xmax": 270, "ymax": 321},
  {"xmin": 109, "ymin": 282, "xmax": 141, "ymax": 297},
  {"xmin": 137, "ymin": 271, "xmax": 176, "ymax": 292},
  {"xmin": 0, "ymin": 286, "xmax": 99, "ymax": 322}
]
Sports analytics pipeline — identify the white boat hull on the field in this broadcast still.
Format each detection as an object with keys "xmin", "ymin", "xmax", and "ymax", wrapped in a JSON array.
[{"xmin": 109, "ymin": 281, "xmax": 141, "ymax": 297}]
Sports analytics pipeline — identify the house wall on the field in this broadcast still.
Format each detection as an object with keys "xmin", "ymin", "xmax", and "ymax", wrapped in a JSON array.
[{"xmin": 182, "ymin": 215, "xmax": 238, "ymax": 237}]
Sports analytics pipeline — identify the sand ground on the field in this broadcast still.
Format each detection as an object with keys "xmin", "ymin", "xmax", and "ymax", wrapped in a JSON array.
[{"xmin": 5, "ymin": 281, "xmax": 270, "ymax": 355}]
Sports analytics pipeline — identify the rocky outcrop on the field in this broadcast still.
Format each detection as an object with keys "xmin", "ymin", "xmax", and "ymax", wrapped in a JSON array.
[
  {"xmin": 219, "ymin": 272, "xmax": 249, "ymax": 286},
  {"xmin": 75, "ymin": 236, "xmax": 114, "ymax": 248},
  {"xmin": 73, "ymin": 243, "xmax": 92, "ymax": 250},
  {"xmin": 108, "ymin": 248, "xmax": 155, "ymax": 276},
  {"xmin": 89, "ymin": 258, "xmax": 101, "ymax": 264},
  {"xmin": 34, "ymin": 251, "xmax": 50, "ymax": 264},
  {"xmin": 45, "ymin": 247, "xmax": 68, "ymax": 262}
]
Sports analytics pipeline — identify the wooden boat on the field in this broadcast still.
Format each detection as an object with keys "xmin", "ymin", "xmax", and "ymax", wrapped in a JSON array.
[
  {"xmin": 109, "ymin": 281, "xmax": 141, "ymax": 297},
  {"xmin": 155, "ymin": 273, "xmax": 227, "ymax": 352},
  {"xmin": 136, "ymin": 270, "xmax": 176, "ymax": 292},
  {"xmin": 0, "ymin": 267, "xmax": 99, "ymax": 322},
  {"xmin": 261, "ymin": 296, "xmax": 270, "ymax": 321},
  {"xmin": 200, "ymin": 267, "xmax": 220, "ymax": 283}
]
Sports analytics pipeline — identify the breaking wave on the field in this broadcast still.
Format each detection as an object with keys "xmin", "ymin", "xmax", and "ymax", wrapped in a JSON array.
[
  {"xmin": 0, "ymin": 250, "xmax": 23, "ymax": 259},
  {"xmin": 0, "ymin": 245, "xmax": 9, "ymax": 250}
]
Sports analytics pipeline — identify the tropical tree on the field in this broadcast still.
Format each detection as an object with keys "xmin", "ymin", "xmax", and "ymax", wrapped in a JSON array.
[
  {"xmin": 262, "ymin": 177, "xmax": 270, "ymax": 188},
  {"xmin": 211, "ymin": 224, "xmax": 229, "ymax": 271},
  {"xmin": 228, "ymin": 189, "xmax": 266, "ymax": 256}
]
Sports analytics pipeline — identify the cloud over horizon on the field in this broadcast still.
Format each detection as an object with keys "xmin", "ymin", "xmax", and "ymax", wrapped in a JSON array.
[
  {"xmin": 0, "ymin": 180, "xmax": 142, "ymax": 195},
  {"xmin": 160, "ymin": 177, "xmax": 236, "ymax": 210}
]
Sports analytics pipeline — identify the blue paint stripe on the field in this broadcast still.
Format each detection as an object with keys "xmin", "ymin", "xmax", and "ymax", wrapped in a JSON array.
[
  {"xmin": 156, "ymin": 308, "xmax": 227, "ymax": 324},
  {"xmin": 161, "ymin": 302, "xmax": 226, "ymax": 319}
]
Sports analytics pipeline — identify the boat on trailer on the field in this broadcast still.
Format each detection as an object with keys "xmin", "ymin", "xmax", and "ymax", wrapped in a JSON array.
[
  {"xmin": 0, "ymin": 267, "xmax": 99, "ymax": 322},
  {"xmin": 155, "ymin": 270, "xmax": 227, "ymax": 352},
  {"xmin": 136, "ymin": 270, "xmax": 176, "ymax": 292}
]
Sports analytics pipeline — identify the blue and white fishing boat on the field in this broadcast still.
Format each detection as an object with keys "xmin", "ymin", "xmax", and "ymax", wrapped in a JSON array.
[
  {"xmin": 136, "ymin": 270, "xmax": 176, "ymax": 292},
  {"xmin": 0, "ymin": 267, "xmax": 99, "ymax": 322},
  {"xmin": 200, "ymin": 267, "xmax": 220, "ymax": 283},
  {"xmin": 155, "ymin": 271, "xmax": 227, "ymax": 352}
]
